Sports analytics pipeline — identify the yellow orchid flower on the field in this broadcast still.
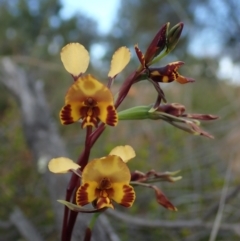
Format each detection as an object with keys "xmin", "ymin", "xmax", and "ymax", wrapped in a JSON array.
[
  {"xmin": 59, "ymin": 43, "xmax": 131, "ymax": 128},
  {"xmin": 48, "ymin": 145, "xmax": 136, "ymax": 210},
  {"xmin": 76, "ymin": 154, "xmax": 135, "ymax": 209},
  {"xmin": 60, "ymin": 74, "xmax": 118, "ymax": 128}
]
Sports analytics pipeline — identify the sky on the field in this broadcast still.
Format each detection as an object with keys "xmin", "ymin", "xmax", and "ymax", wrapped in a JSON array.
[
  {"xmin": 60, "ymin": 0, "xmax": 121, "ymax": 61},
  {"xmin": 60, "ymin": 0, "xmax": 240, "ymax": 84},
  {"xmin": 60, "ymin": 0, "xmax": 120, "ymax": 34}
]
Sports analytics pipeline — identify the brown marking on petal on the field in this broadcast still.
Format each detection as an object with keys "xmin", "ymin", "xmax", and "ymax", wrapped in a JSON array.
[
  {"xmin": 76, "ymin": 183, "xmax": 91, "ymax": 206},
  {"xmin": 106, "ymin": 105, "xmax": 118, "ymax": 126},
  {"xmin": 134, "ymin": 44, "xmax": 145, "ymax": 67},
  {"xmin": 99, "ymin": 178, "xmax": 112, "ymax": 189},
  {"xmin": 172, "ymin": 70, "xmax": 178, "ymax": 80},
  {"xmin": 120, "ymin": 185, "xmax": 135, "ymax": 207},
  {"xmin": 81, "ymin": 105, "xmax": 100, "ymax": 128},
  {"xmin": 60, "ymin": 104, "xmax": 75, "ymax": 125},
  {"xmin": 106, "ymin": 188, "xmax": 114, "ymax": 197},
  {"xmin": 100, "ymin": 190, "xmax": 109, "ymax": 198},
  {"xmin": 95, "ymin": 185, "xmax": 115, "ymax": 208},
  {"xmin": 80, "ymin": 106, "xmax": 88, "ymax": 117},
  {"xmin": 80, "ymin": 98, "xmax": 101, "ymax": 128},
  {"xmin": 150, "ymin": 74, "xmax": 174, "ymax": 83},
  {"xmin": 149, "ymin": 62, "xmax": 184, "ymax": 83}
]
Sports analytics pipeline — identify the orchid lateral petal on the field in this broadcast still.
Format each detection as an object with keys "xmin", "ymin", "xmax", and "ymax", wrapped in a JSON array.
[
  {"xmin": 108, "ymin": 47, "xmax": 131, "ymax": 78},
  {"xmin": 61, "ymin": 43, "xmax": 90, "ymax": 77},
  {"xmin": 57, "ymin": 200, "xmax": 105, "ymax": 213},
  {"xmin": 134, "ymin": 44, "xmax": 145, "ymax": 67},
  {"xmin": 48, "ymin": 157, "xmax": 80, "ymax": 173},
  {"xmin": 76, "ymin": 182, "xmax": 98, "ymax": 206},
  {"xmin": 111, "ymin": 183, "xmax": 135, "ymax": 207},
  {"xmin": 109, "ymin": 145, "xmax": 136, "ymax": 163}
]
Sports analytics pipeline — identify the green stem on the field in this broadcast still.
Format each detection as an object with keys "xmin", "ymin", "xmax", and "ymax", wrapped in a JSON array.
[
  {"xmin": 149, "ymin": 48, "xmax": 168, "ymax": 65},
  {"xmin": 89, "ymin": 213, "xmax": 101, "ymax": 230}
]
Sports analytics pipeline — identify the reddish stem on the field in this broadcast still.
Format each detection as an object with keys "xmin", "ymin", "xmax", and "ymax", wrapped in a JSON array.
[
  {"xmin": 61, "ymin": 127, "xmax": 92, "ymax": 241},
  {"xmin": 114, "ymin": 69, "xmax": 144, "ymax": 108},
  {"xmin": 66, "ymin": 188, "xmax": 79, "ymax": 239}
]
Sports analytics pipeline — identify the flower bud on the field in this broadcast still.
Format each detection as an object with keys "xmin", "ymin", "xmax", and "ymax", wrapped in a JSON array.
[
  {"xmin": 166, "ymin": 22, "xmax": 184, "ymax": 53},
  {"xmin": 144, "ymin": 23, "xmax": 169, "ymax": 65},
  {"xmin": 157, "ymin": 103, "xmax": 186, "ymax": 116},
  {"xmin": 152, "ymin": 185, "xmax": 177, "ymax": 211},
  {"xmin": 118, "ymin": 106, "xmax": 151, "ymax": 120}
]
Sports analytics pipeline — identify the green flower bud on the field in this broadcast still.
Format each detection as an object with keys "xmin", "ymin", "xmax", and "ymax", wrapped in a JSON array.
[
  {"xmin": 118, "ymin": 106, "xmax": 151, "ymax": 120},
  {"xmin": 166, "ymin": 22, "xmax": 184, "ymax": 53},
  {"xmin": 150, "ymin": 22, "xmax": 183, "ymax": 65}
]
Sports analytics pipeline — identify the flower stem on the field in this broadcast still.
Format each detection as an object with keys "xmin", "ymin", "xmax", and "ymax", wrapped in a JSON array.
[{"xmin": 62, "ymin": 127, "xmax": 92, "ymax": 241}]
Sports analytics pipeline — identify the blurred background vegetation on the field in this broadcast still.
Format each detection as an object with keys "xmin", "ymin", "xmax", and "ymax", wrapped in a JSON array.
[{"xmin": 0, "ymin": 0, "xmax": 240, "ymax": 240}]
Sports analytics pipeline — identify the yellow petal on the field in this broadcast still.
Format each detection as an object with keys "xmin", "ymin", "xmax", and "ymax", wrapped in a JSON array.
[
  {"xmin": 61, "ymin": 43, "xmax": 90, "ymax": 77},
  {"xmin": 108, "ymin": 47, "xmax": 131, "ymax": 78},
  {"xmin": 109, "ymin": 145, "xmax": 135, "ymax": 163},
  {"xmin": 82, "ymin": 156, "xmax": 131, "ymax": 184},
  {"xmin": 110, "ymin": 183, "xmax": 135, "ymax": 207},
  {"xmin": 48, "ymin": 157, "xmax": 80, "ymax": 173},
  {"xmin": 76, "ymin": 182, "xmax": 98, "ymax": 206},
  {"xmin": 64, "ymin": 75, "xmax": 113, "ymax": 103},
  {"xmin": 59, "ymin": 103, "xmax": 82, "ymax": 125},
  {"xmin": 97, "ymin": 103, "xmax": 118, "ymax": 126}
]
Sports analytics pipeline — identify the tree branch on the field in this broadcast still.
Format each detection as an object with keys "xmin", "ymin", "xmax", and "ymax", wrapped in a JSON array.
[{"xmin": 9, "ymin": 207, "xmax": 44, "ymax": 241}]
